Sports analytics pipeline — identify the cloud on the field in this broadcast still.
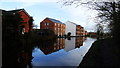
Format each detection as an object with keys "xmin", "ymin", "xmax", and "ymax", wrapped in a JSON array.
[{"xmin": 61, "ymin": 5, "xmax": 98, "ymax": 31}]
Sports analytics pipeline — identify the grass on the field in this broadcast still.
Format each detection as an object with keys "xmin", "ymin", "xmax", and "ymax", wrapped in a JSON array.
[{"xmin": 79, "ymin": 38, "xmax": 120, "ymax": 68}]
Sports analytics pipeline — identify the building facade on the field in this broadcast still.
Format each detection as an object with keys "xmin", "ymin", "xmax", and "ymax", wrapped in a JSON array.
[
  {"xmin": 40, "ymin": 17, "xmax": 65, "ymax": 36},
  {"xmin": 65, "ymin": 21, "xmax": 87, "ymax": 36},
  {"xmin": 64, "ymin": 21, "xmax": 77, "ymax": 36},
  {"xmin": 2, "ymin": 9, "xmax": 33, "ymax": 34},
  {"xmin": 18, "ymin": 9, "xmax": 33, "ymax": 33}
]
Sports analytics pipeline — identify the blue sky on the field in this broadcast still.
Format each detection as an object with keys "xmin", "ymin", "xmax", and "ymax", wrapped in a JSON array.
[{"xmin": 0, "ymin": 0, "xmax": 98, "ymax": 32}]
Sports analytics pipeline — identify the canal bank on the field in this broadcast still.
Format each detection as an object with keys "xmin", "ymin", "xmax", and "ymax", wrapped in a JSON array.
[{"xmin": 79, "ymin": 38, "xmax": 120, "ymax": 68}]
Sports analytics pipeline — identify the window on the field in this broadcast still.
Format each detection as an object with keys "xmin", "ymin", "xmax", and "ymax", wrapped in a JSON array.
[
  {"xmin": 54, "ymin": 28, "xmax": 56, "ymax": 31},
  {"xmin": 22, "ymin": 28, "xmax": 25, "ymax": 34},
  {"xmin": 44, "ymin": 23, "xmax": 46, "ymax": 26},
  {"xmin": 58, "ymin": 24, "xmax": 60, "ymax": 27},
  {"xmin": 58, "ymin": 28, "xmax": 60, "ymax": 31},
  {"xmin": 55, "ymin": 23, "xmax": 56, "ymax": 26},
  {"xmin": 61, "ymin": 33, "xmax": 62, "ymax": 36},
  {"xmin": 47, "ymin": 23, "xmax": 49, "ymax": 26}
]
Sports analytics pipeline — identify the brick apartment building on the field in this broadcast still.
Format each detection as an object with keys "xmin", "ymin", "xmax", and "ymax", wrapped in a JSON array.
[
  {"xmin": 2, "ymin": 9, "xmax": 33, "ymax": 34},
  {"xmin": 40, "ymin": 17, "xmax": 65, "ymax": 36}
]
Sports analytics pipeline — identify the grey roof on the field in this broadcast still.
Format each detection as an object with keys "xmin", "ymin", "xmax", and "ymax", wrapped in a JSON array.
[{"xmin": 47, "ymin": 17, "xmax": 65, "ymax": 24}]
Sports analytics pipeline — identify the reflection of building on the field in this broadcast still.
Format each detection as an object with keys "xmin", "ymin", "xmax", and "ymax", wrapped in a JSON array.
[
  {"xmin": 39, "ymin": 38, "xmax": 65, "ymax": 55},
  {"xmin": 39, "ymin": 37, "xmax": 86, "ymax": 54},
  {"xmin": 64, "ymin": 37, "xmax": 87, "ymax": 51},
  {"xmin": 2, "ymin": 37, "xmax": 33, "ymax": 68},
  {"xmin": 76, "ymin": 25, "xmax": 81, "ymax": 36},
  {"xmin": 75, "ymin": 37, "xmax": 83, "ymax": 48},
  {"xmin": 2, "ymin": 9, "xmax": 33, "ymax": 34},
  {"xmin": 75, "ymin": 37, "xmax": 87, "ymax": 48},
  {"xmin": 88, "ymin": 32, "xmax": 97, "ymax": 37},
  {"xmin": 85, "ymin": 31, "xmax": 88, "ymax": 36},
  {"xmin": 40, "ymin": 17, "xmax": 66, "ymax": 36},
  {"xmin": 76, "ymin": 25, "xmax": 85, "ymax": 36},
  {"xmin": 64, "ymin": 38, "xmax": 76, "ymax": 51}
]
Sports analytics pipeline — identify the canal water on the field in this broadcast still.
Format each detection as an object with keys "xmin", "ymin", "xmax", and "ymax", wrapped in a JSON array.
[{"xmin": 32, "ymin": 37, "xmax": 96, "ymax": 66}]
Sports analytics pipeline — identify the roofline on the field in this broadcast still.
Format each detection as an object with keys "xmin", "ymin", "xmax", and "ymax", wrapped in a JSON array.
[
  {"xmin": 46, "ymin": 17, "xmax": 65, "ymax": 24},
  {"xmin": 66, "ymin": 21, "xmax": 78, "ymax": 25},
  {"xmin": 19, "ymin": 9, "xmax": 31, "ymax": 17},
  {"xmin": 4, "ymin": 9, "xmax": 31, "ymax": 17}
]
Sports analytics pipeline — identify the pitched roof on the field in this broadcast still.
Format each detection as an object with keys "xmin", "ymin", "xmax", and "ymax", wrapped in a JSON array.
[
  {"xmin": 47, "ymin": 17, "xmax": 65, "ymax": 24},
  {"xmin": 3, "ymin": 9, "xmax": 31, "ymax": 17},
  {"xmin": 66, "ymin": 21, "xmax": 78, "ymax": 25},
  {"xmin": 8, "ymin": 9, "xmax": 23, "ymax": 12}
]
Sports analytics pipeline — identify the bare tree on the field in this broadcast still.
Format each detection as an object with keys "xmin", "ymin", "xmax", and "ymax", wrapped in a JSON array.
[{"xmin": 60, "ymin": 0, "xmax": 120, "ymax": 39}]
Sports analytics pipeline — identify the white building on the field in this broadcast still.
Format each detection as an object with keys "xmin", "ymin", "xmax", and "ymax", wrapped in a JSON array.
[{"xmin": 64, "ymin": 21, "xmax": 77, "ymax": 36}]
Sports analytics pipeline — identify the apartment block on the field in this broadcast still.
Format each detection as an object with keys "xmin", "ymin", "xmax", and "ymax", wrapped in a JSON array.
[{"xmin": 40, "ymin": 17, "xmax": 65, "ymax": 36}]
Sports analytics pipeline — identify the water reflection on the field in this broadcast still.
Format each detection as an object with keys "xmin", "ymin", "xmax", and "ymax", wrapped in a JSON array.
[
  {"xmin": 32, "ymin": 37, "xmax": 96, "ymax": 66},
  {"xmin": 36, "ymin": 37, "xmax": 86, "ymax": 55},
  {"xmin": 2, "ymin": 37, "xmax": 95, "ymax": 67},
  {"xmin": 64, "ymin": 37, "xmax": 86, "ymax": 52},
  {"xmin": 2, "ymin": 39, "xmax": 33, "ymax": 68}
]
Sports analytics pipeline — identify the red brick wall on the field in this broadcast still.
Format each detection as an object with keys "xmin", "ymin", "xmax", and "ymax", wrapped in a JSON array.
[
  {"xmin": 40, "ymin": 18, "xmax": 54, "ymax": 31},
  {"xmin": 61, "ymin": 24, "xmax": 65, "ymax": 35},
  {"xmin": 19, "ymin": 11, "xmax": 31, "ymax": 32},
  {"xmin": 54, "ymin": 23, "xmax": 58, "ymax": 35},
  {"xmin": 40, "ymin": 18, "xmax": 66, "ymax": 36}
]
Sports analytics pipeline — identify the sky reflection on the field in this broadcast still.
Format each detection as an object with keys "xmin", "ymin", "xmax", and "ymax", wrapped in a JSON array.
[{"xmin": 32, "ymin": 37, "xmax": 96, "ymax": 66}]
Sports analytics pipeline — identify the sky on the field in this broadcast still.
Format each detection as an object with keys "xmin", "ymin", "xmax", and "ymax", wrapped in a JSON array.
[{"xmin": 0, "ymin": 0, "xmax": 99, "ymax": 32}]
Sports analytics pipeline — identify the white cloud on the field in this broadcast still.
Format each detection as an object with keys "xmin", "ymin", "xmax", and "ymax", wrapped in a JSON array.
[{"xmin": 61, "ymin": 5, "xmax": 98, "ymax": 31}]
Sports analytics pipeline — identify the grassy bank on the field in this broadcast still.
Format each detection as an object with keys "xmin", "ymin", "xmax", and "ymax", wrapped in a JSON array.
[{"xmin": 79, "ymin": 38, "xmax": 119, "ymax": 68}]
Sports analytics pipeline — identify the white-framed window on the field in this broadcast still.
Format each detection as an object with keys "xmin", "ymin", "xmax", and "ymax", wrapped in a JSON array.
[
  {"xmin": 58, "ymin": 24, "xmax": 60, "ymax": 27},
  {"xmin": 61, "ymin": 33, "xmax": 62, "ymax": 36},
  {"xmin": 47, "ymin": 23, "xmax": 49, "ymax": 26},
  {"xmin": 44, "ymin": 23, "xmax": 46, "ymax": 26},
  {"xmin": 55, "ymin": 23, "xmax": 56, "ymax": 26},
  {"xmin": 58, "ymin": 28, "xmax": 60, "ymax": 31},
  {"xmin": 54, "ymin": 28, "xmax": 56, "ymax": 31}
]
